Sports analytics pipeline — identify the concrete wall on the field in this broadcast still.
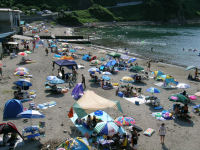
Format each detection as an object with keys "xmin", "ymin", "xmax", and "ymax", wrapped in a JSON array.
[
  {"xmin": 0, "ymin": 11, "xmax": 21, "ymax": 34},
  {"xmin": 0, "ymin": 11, "xmax": 12, "ymax": 33}
]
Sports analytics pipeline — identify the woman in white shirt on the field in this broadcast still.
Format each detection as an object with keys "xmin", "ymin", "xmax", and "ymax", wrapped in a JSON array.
[{"xmin": 159, "ymin": 123, "xmax": 166, "ymax": 144}]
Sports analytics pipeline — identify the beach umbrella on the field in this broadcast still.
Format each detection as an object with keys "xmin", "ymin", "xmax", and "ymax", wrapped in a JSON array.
[
  {"xmin": 120, "ymin": 76, "xmax": 134, "ymax": 83},
  {"xmin": 158, "ymin": 74, "xmax": 174, "ymax": 81},
  {"xmin": 176, "ymin": 83, "xmax": 190, "ymax": 89},
  {"xmin": 128, "ymin": 58, "xmax": 136, "ymax": 63},
  {"xmin": 95, "ymin": 121, "xmax": 119, "ymax": 136},
  {"xmin": 34, "ymin": 34, "xmax": 39, "ymax": 38},
  {"xmin": 146, "ymin": 87, "xmax": 160, "ymax": 94},
  {"xmin": 46, "ymin": 76, "xmax": 58, "ymax": 81},
  {"xmin": 121, "ymin": 55, "xmax": 129, "ymax": 60},
  {"xmin": 114, "ymin": 116, "xmax": 136, "ymax": 126},
  {"xmin": 88, "ymin": 67, "xmax": 100, "ymax": 73},
  {"xmin": 17, "ymin": 110, "xmax": 45, "ymax": 118},
  {"xmin": 130, "ymin": 66, "xmax": 144, "ymax": 72},
  {"xmin": 102, "ymin": 72, "xmax": 112, "ymax": 75},
  {"xmin": 69, "ymin": 49, "xmax": 76, "ymax": 53},
  {"xmin": 14, "ymin": 71, "xmax": 29, "ymax": 76},
  {"xmin": 60, "ymin": 56, "xmax": 74, "ymax": 60},
  {"xmin": 152, "ymin": 70, "xmax": 164, "ymax": 78},
  {"xmin": 106, "ymin": 59, "xmax": 116, "ymax": 67},
  {"xmin": 15, "ymin": 67, "xmax": 29, "ymax": 72},
  {"xmin": 18, "ymin": 52, "xmax": 27, "ymax": 56},
  {"xmin": 102, "ymin": 75, "xmax": 110, "ymax": 81},
  {"xmin": 169, "ymin": 94, "xmax": 190, "ymax": 104},
  {"xmin": 185, "ymin": 65, "xmax": 196, "ymax": 71},
  {"xmin": 91, "ymin": 60, "xmax": 101, "ymax": 65},
  {"xmin": 24, "ymin": 51, "xmax": 32, "ymax": 54},
  {"xmin": 14, "ymin": 79, "xmax": 32, "ymax": 87},
  {"xmin": 51, "ymin": 44, "xmax": 57, "ymax": 48},
  {"xmin": 57, "ymin": 137, "xmax": 90, "ymax": 150},
  {"xmin": 49, "ymin": 78, "xmax": 65, "ymax": 84},
  {"xmin": 195, "ymin": 92, "xmax": 200, "ymax": 97},
  {"xmin": 108, "ymin": 52, "xmax": 121, "ymax": 58}
]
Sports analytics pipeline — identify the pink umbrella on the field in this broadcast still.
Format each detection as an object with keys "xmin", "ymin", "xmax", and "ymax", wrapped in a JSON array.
[{"xmin": 189, "ymin": 95, "xmax": 197, "ymax": 100}]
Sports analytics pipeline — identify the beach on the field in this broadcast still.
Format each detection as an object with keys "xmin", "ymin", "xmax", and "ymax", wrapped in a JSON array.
[{"xmin": 0, "ymin": 24, "xmax": 200, "ymax": 150}]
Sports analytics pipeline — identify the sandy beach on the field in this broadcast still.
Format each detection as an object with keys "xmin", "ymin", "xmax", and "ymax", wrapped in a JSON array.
[{"xmin": 0, "ymin": 24, "xmax": 200, "ymax": 150}]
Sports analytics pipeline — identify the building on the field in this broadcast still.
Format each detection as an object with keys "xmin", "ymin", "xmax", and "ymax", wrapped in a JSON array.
[{"xmin": 0, "ymin": 8, "xmax": 22, "ymax": 59}]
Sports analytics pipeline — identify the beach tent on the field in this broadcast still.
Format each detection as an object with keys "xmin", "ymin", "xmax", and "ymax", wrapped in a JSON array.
[
  {"xmin": 73, "ymin": 90, "xmax": 123, "ymax": 118},
  {"xmin": 106, "ymin": 60, "xmax": 116, "ymax": 67},
  {"xmin": 169, "ymin": 94, "xmax": 190, "ymax": 104},
  {"xmin": 108, "ymin": 52, "xmax": 121, "ymax": 58},
  {"xmin": 82, "ymin": 54, "xmax": 90, "ymax": 61},
  {"xmin": 54, "ymin": 60, "xmax": 78, "ymax": 69},
  {"xmin": 57, "ymin": 137, "xmax": 90, "ymax": 150},
  {"xmin": 130, "ymin": 66, "xmax": 144, "ymax": 72},
  {"xmin": 3, "ymin": 99, "xmax": 23, "ymax": 119},
  {"xmin": 72, "ymin": 83, "xmax": 84, "ymax": 100}
]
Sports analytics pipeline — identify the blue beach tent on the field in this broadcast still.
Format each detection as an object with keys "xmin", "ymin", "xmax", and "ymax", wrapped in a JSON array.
[{"xmin": 3, "ymin": 99, "xmax": 23, "ymax": 119}]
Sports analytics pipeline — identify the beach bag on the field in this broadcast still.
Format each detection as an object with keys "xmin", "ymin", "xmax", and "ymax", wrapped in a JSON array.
[{"xmin": 144, "ymin": 128, "xmax": 155, "ymax": 136}]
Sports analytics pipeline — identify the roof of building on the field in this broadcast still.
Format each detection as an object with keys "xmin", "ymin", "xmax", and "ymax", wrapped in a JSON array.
[{"xmin": 0, "ymin": 8, "xmax": 22, "ymax": 13}]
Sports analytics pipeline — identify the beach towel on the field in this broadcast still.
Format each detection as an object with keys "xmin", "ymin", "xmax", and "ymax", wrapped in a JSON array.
[
  {"xmin": 124, "ymin": 95, "xmax": 146, "ymax": 104},
  {"xmin": 144, "ymin": 128, "xmax": 155, "ymax": 137},
  {"xmin": 37, "ymin": 101, "xmax": 56, "ymax": 109}
]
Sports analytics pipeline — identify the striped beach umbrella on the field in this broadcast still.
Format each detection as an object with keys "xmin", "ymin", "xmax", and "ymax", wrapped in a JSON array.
[
  {"xmin": 15, "ymin": 67, "xmax": 29, "ymax": 72},
  {"xmin": 176, "ymin": 83, "xmax": 190, "ymax": 89},
  {"xmin": 14, "ymin": 71, "xmax": 29, "ymax": 76},
  {"xmin": 95, "ymin": 121, "xmax": 119, "ymax": 136},
  {"xmin": 17, "ymin": 110, "xmax": 45, "ymax": 119}
]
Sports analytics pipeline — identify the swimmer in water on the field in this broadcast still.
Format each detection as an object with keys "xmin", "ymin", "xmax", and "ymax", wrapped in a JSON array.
[{"xmin": 183, "ymin": 48, "xmax": 185, "ymax": 51}]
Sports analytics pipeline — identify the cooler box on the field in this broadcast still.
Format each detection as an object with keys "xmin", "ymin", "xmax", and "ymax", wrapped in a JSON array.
[{"xmin": 118, "ymin": 92, "xmax": 123, "ymax": 97}]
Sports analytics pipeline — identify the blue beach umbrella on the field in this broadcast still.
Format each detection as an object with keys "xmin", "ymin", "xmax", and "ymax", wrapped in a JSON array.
[
  {"xmin": 146, "ymin": 87, "xmax": 160, "ymax": 94},
  {"xmin": 17, "ymin": 110, "xmax": 45, "ymax": 119},
  {"xmin": 49, "ymin": 78, "xmax": 65, "ymax": 84},
  {"xmin": 128, "ymin": 58, "xmax": 137, "ymax": 63},
  {"xmin": 102, "ymin": 72, "xmax": 112, "ymax": 75},
  {"xmin": 51, "ymin": 44, "xmax": 57, "ymax": 48},
  {"xmin": 106, "ymin": 60, "xmax": 116, "ymax": 67},
  {"xmin": 14, "ymin": 79, "xmax": 32, "ymax": 87},
  {"xmin": 102, "ymin": 75, "xmax": 110, "ymax": 81},
  {"xmin": 69, "ymin": 49, "xmax": 76, "ymax": 53}
]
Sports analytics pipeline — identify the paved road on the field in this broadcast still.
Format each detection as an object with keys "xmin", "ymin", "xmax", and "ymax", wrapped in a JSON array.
[{"xmin": 106, "ymin": 1, "xmax": 143, "ymax": 8}]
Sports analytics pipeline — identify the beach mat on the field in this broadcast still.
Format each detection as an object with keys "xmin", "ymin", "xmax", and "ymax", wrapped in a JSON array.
[
  {"xmin": 124, "ymin": 95, "xmax": 146, "ymax": 104},
  {"xmin": 37, "ymin": 101, "xmax": 56, "ymax": 109}
]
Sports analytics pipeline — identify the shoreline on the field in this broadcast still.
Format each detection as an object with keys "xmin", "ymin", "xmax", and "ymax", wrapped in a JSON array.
[{"xmin": 90, "ymin": 44, "xmax": 187, "ymax": 69}]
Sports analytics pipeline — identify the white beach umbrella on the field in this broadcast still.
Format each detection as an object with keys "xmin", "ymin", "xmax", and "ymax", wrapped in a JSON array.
[{"xmin": 176, "ymin": 83, "xmax": 190, "ymax": 89}]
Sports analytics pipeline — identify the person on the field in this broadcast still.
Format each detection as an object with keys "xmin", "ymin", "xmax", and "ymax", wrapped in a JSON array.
[
  {"xmin": 112, "ymin": 132, "xmax": 120, "ymax": 146},
  {"xmin": 61, "ymin": 68, "xmax": 65, "ymax": 79},
  {"xmin": 131, "ymin": 126, "xmax": 139, "ymax": 150},
  {"xmin": 195, "ymin": 68, "xmax": 198, "ymax": 78},
  {"xmin": 68, "ymin": 74, "xmax": 74, "ymax": 88},
  {"xmin": 86, "ymin": 115, "xmax": 92, "ymax": 128},
  {"xmin": 52, "ymin": 62, "xmax": 55, "ymax": 71},
  {"xmin": 0, "ymin": 66, "xmax": 2, "ymax": 77},
  {"xmin": 121, "ymin": 133, "xmax": 128, "ymax": 149},
  {"xmin": 116, "ymin": 87, "xmax": 119, "ymax": 96},
  {"xmin": 26, "ymin": 45, "xmax": 29, "ymax": 51},
  {"xmin": 147, "ymin": 61, "xmax": 151, "ymax": 71},
  {"xmin": 91, "ymin": 116, "xmax": 97, "ymax": 128},
  {"xmin": 183, "ymin": 104, "xmax": 189, "ymax": 118},
  {"xmin": 45, "ymin": 48, "xmax": 48, "ymax": 56},
  {"xmin": 182, "ymin": 90, "xmax": 187, "ymax": 97},
  {"xmin": 81, "ymin": 74, "xmax": 86, "ymax": 89},
  {"xmin": 151, "ymin": 47, "xmax": 153, "ymax": 52},
  {"xmin": 159, "ymin": 123, "xmax": 166, "ymax": 144}
]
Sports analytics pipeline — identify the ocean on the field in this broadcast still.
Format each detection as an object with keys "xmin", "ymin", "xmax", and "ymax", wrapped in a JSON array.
[{"xmin": 75, "ymin": 25, "xmax": 200, "ymax": 67}]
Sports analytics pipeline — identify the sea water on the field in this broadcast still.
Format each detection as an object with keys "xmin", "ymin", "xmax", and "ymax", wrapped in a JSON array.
[{"xmin": 75, "ymin": 25, "xmax": 200, "ymax": 67}]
